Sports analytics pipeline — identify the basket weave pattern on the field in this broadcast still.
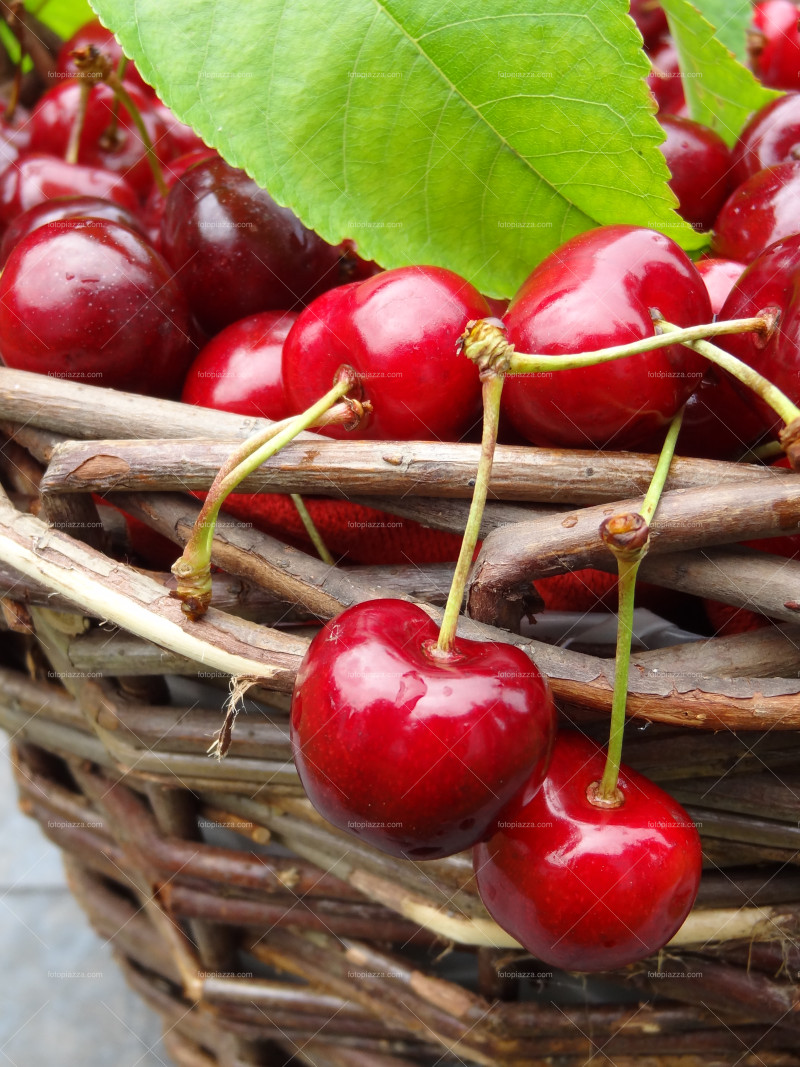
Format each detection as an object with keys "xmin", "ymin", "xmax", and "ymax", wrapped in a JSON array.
[{"xmin": 3, "ymin": 368, "xmax": 800, "ymax": 1065}]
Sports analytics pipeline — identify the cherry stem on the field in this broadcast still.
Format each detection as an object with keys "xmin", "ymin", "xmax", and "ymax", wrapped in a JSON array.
[
  {"xmin": 741, "ymin": 439, "xmax": 783, "ymax": 463},
  {"xmin": 654, "ymin": 318, "xmax": 800, "ymax": 427},
  {"xmin": 108, "ymin": 73, "xmax": 168, "ymax": 198},
  {"xmin": 507, "ymin": 316, "xmax": 767, "ymax": 375},
  {"xmin": 290, "ymin": 494, "xmax": 335, "ymax": 565},
  {"xmin": 436, "ymin": 371, "xmax": 504, "ymax": 654},
  {"xmin": 172, "ymin": 372, "xmax": 366, "ymax": 619},
  {"xmin": 6, "ymin": 49, "xmax": 21, "ymax": 124},
  {"xmin": 104, "ymin": 55, "xmax": 128, "ymax": 147},
  {"xmin": 65, "ymin": 80, "xmax": 91, "ymax": 165},
  {"xmin": 596, "ymin": 406, "xmax": 685, "ymax": 803}
]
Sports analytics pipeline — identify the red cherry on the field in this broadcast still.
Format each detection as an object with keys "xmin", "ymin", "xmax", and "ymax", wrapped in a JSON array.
[
  {"xmin": 182, "ymin": 311, "xmax": 297, "ymax": 420},
  {"xmin": 0, "ymin": 218, "xmax": 194, "ymax": 396},
  {"xmin": 29, "ymin": 80, "xmax": 170, "ymax": 199},
  {"xmin": 731, "ymin": 93, "xmax": 800, "ymax": 186},
  {"xmin": 500, "ymin": 226, "xmax": 711, "ymax": 450},
  {"xmin": 751, "ymin": 1, "xmax": 800, "ymax": 90},
  {"xmin": 153, "ymin": 100, "xmax": 207, "ymax": 157},
  {"xmin": 658, "ymin": 115, "xmax": 732, "ymax": 231},
  {"xmin": 647, "ymin": 39, "xmax": 685, "ymax": 113},
  {"xmin": 630, "ymin": 0, "xmax": 668, "ymax": 50},
  {"xmin": 695, "ymin": 257, "xmax": 746, "ymax": 315},
  {"xmin": 677, "ymin": 259, "xmax": 764, "ymax": 460},
  {"xmin": 712, "ymin": 161, "xmax": 800, "ymax": 263},
  {"xmin": 717, "ymin": 232, "xmax": 800, "ymax": 436},
  {"xmin": 282, "ymin": 265, "xmax": 488, "ymax": 442},
  {"xmin": 141, "ymin": 147, "xmax": 219, "ymax": 248},
  {"xmin": 56, "ymin": 19, "xmax": 153, "ymax": 97},
  {"xmin": 0, "ymin": 152, "xmax": 139, "ymax": 227},
  {"xmin": 474, "ymin": 732, "xmax": 702, "ymax": 972},
  {"xmin": 160, "ymin": 157, "xmax": 342, "ymax": 334},
  {"xmin": 0, "ymin": 195, "xmax": 146, "ymax": 267},
  {"xmin": 290, "ymin": 599, "xmax": 556, "ymax": 860}
]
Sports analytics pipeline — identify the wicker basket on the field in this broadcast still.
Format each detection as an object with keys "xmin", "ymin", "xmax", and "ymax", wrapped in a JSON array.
[{"xmin": 3, "ymin": 366, "xmax": 800, "ymax": 1067}]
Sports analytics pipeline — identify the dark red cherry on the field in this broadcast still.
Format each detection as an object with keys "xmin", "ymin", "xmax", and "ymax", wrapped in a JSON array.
[
  {"xmin": 712, "ymin": 161, "xmax": 800, "ymax": 263},
  {"xmin": 0, "ymin": 153, "xmax": 139, "ymax": 227},
  {"xmin": 0, "ymin": 195, "xmax": 146, "ymax": 267},
  {"xmin": 500, "ymin": 226, "xmax": 711, "ymax": 450},
  {"xmin": 630, "ymin": 0, "xmax": 668, "ymax": 50},
  {"xmin": 160, "ymin": 157, "xmax": 343, "ymax": 334},
  {"xmin": 290, "ymin": 599, "xmax": 557, "ymax": 860},
  {"xmin": 474, "ymin": 732, "xmax": 702, "ymax": 972},
  {"xmin": 141, "ymin": 147, "xmax": 219, "ymax": 249},
  {"xmin": 282, "ymin": 265, "xmax": 488, "ymax": 441},
  {"xmin": 56, "ymin": 19, "xmax": 153, "ymax": 97},
  {"xmin": 717, "ymin": 232, "xmax": 800, "ymax": 436},
  {"xmin": 647, "ymin": 39, "xmax": 685, "ymax": 113},
  {"xmin": 658, "ymin": 115, "xmax": 732, "ymax": 231},
  {"xmin": 181, "ymin": 311, "xmax": 297, "ymax": 420},
  {"xmin": 29, "ymin": 81, "xmax": 170, "ymax": 199},
  {"xmin": 0, "ymin": 218, "xmax": 194, "ymax": 396},
  {"xmin": 751, "ymin": 1, "xmax": 800, "ymax": 90},
  {"xmin": 731, "ymin": 93, "xmax": 800, "ymax": 186}
]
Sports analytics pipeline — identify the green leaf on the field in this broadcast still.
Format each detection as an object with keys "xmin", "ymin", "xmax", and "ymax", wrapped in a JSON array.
[
  {"xmin": 661, "ymin": 0, "xmax": 780, "ymax": 145},
  {"xmin": 28, "ymin": 0, "xmax": 95, "ymax": 38},
  {"xmin": 687, "ymin": 0, "xmax": 750, "ymax": 63},
  {"xmin": 89, "ymin": 0, "xmax": 705, "ymax": 298}
]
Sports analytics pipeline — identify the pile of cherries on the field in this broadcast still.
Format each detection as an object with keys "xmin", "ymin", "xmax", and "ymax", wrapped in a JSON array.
[{"xmin": 5, "ymin": 6, "xmax": 800, "ymax": 972}]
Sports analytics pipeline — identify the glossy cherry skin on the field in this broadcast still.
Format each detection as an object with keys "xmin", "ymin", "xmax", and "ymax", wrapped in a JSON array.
[
  {"xmin": 160, "ymin": 157, "xmax": 342, "ymax": 334},
  {"xmin": 500, "ymin": 226, "xmax": 710, "ymax": 450},
  {"xmin": 751, "ymin": 1, "xmax": 800, "ymax": 90},
  {"xmin": 291, "ymin": 600, "xmax": 556, "ymax": 860},
  {"xmin": 647, "ymin": 39, "xmax": 685, "ymax": 113},
  {"xmin": 30, "ymin": 81, "xmax": 170, "ymax": 199},
  {"xmin": 474, "ymin": 732, "xmax": 702, "ymax": 972},
  {"xmin": 282, "ymin": 266, "xmax": 487, "ymax": 441},
  {"xmin": 153, "ymin": 101, "xmax": 207, "ymax": 157},
  {"xmin": 141, "ymin": 147, "xmax": 219, "ymax": 249},
  {"xmin": 0, "ymin": 219, "xmax": 195, "ymax": 396},
  {"xmin": 717, "ymin": 232, "xmax": 800, "ymax": 435},
  {"xmin": 56, "ymin": 19, "xmax": 153, "ymax": 97},
  {"xmin": 0, "ymin": 195, "xmax": 145, "ymax": 267},
  {"xmin": 696, "ymin": 257, "xmax": 746, "ymax": 315},
  {"xmin": 658, "ymin": 116, "xmax": 732, "ymax": 231},
  {"xmin": 630, "ymin": 0, "xmax": 668, "ymax": 50},
  {"xmin": 731, "ymin": 93, "xmax": 800, "ymax": 187},
  {"xmin": 712, "ymin": 161, "xmax": 800, "ymax": 263},
  {"xmin": 0, "ymin": 153, "xmax": 140, "ymax": 227},
  {"xmin": 182, "ymin": 311, "xmax": 297, "ymax": 419}
]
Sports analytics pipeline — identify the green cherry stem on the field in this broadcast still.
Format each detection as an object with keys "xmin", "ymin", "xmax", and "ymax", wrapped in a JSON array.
[
  {"xmin": 104, "ymin": 55, "xmax": 129, "ymax": 147},
  {"xmin": 435, "ymin": 321, "xmax": 508, "ymax": 656},
  {"xmin": 172, "ymin": 369, "xmax": 367, "ymax": 619},
  {"xmin": 654, "ymin": 318, "xmax": 800, "ymax": 427},
  {"xmin": 71, "ymin": 45, "xmax": 169, "ymax": 198},
  {"xmin": 65, "ymin": 80, "xmax": 91, "ymax": 165},
  {"xmin": 593, "ymin": 407, "xmax": 685, "ymax": 806},
  {"xmin": 290, "ymin": 494, "xmax": 335, "ymax": 565},
  {"xmin": 506, "ymin": 316, "xmax": 767, "ymax": 375},
  {"xmin": 108, "ymin": 74, "xmax": 169, "ymax": 198}
]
